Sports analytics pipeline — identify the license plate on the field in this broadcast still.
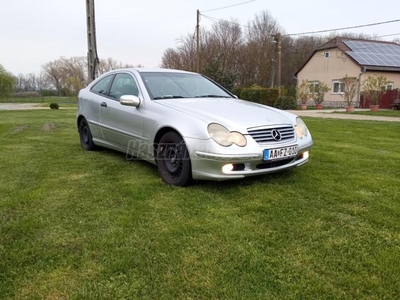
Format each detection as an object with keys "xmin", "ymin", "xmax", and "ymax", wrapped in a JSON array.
[{"xmin": 264, "ymin": 146, "xmax": 298, "ymax": 161}]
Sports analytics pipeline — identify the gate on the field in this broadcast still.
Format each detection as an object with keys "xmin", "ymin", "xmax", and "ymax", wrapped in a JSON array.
[{"xmin": 360, "ymin": 89, "xmax": 400, "ymax": 109}]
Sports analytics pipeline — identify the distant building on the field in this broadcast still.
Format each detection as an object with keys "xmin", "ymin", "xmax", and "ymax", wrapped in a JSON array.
[{"xmin": 295, "ymin": 37, "xmax": 400, "ymax": 107}]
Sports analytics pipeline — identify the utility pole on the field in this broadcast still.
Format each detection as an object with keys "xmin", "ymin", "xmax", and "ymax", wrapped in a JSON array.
[
  {"xmin": 86, "ymin": 0, "xmax": 99, "ymax": 82},
  {"xmin": 196, "ymin": 9, "xmax": 200, "ymax": 73},
  {"xmin": 270, "ymin": 58, "xmax": 275, "ymax": 88},
  {"xmin": 276, "ymin": 33, "xmax": 282, "ymax": 97}
]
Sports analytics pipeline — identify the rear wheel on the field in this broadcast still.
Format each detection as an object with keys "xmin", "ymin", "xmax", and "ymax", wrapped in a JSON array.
[
  {"xmin": 156, "ymin": 132, "xmax": 193, "ymax": 186},
  {"xmin": 79, "ymin": 118, "xmax": 96, "ymax": 150}
]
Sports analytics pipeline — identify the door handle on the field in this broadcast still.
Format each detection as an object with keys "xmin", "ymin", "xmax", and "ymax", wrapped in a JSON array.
[{"xmin": 100, "ymin": 102, "xmax": 107, "ymax": 108}]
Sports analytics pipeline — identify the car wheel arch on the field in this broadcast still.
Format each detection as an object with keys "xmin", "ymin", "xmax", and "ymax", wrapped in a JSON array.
[
  {"xmin": 153, "ymin": 127, "xmax": 184, "ymax": 158},
  {"xmin": 77, "ymin": 115, "xmax": 85, "ymax": 130}
]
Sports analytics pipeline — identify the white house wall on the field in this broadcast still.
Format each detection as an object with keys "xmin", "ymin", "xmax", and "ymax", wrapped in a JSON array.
[
  {"xmin": 297, "ymin": 48, "xmax": 361, "ymax": 106},
  {"xmin": 297, "ymin": 48, "xmax": 400, "ymax": 107}
]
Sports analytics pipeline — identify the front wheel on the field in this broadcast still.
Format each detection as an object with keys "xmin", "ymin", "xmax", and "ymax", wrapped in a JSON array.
[
  {"xmin": 79, "ymin": 118, "xmax": 96, "ymax": 150},
  {"xmin": 156, "ymin": 132, "xmax": 193, "ymax": 186}
]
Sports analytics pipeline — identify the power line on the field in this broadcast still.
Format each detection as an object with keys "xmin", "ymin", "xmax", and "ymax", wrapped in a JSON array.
[
  {"xmin": 201, "ymin": 13, "xmax": 400, "ymax": 41},
  {"xmin": 378, "ymin": 32, "xmax": 400, "ymax": 38},
  {"xmin": 285, "ymin": 19, "xmax": 400, "ymax": 37},
  {"xmin": 202, "ymin": 0, "xmax": 256, "ymax": 13},
  {"xmin": 201, "ymin": 14, "xmax": 251, "ymax": 29}
]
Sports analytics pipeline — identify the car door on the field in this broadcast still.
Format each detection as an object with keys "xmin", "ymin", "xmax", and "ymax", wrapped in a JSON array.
[
  {"xmin": 83, "ymin": 74, "xmax": 114, "ymax": 140},
  {"xmin": 99, "ymin": 72, "xmax": 144, "ymax": 152}
]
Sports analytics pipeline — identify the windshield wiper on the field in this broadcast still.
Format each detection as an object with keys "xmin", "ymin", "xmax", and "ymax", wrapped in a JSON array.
[
  {"xmin": 153, "ymin": 96, "xmax": 186, "ymax": 100},
  {"xmin": 194, "ymin": 95, "xmax": 232, "ymax": 98}
]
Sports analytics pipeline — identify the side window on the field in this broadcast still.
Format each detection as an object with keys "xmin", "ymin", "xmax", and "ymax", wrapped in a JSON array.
[
  {"xmin": 109, "ymin": 73, "xmax": 139, "ymax": 100},
  {"xmin": 90, "ymin": 75, "xmax": 114, "ymax": 95}
]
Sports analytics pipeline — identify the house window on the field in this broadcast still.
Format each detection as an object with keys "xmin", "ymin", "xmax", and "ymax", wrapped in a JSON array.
[
  {"xmin": 324, "ymin": 52, "xmax": 330, "ymax": 58},
  {"xmin": 383, "ymin": 82, "xmax": 394, "ymax": 90},
  {"xmin": 309, "ymin": 81, "xmax": 319, "ymax": 93},
  {"xmin": 332, "ymin": 80, "xmax": 345, "ymax": 94}
]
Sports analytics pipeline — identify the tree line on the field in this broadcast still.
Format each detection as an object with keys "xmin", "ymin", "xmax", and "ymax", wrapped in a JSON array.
[
  {"xmin": 0, "ymin": 58, "xmax": 139, "ymax": 98},
  {"xmin": 161, "ymin": 10, "xmax": 396, "ymax": 93},
  {"xmin": 1, "ymin": 9, "xmax": 398, "ymax": 98}
]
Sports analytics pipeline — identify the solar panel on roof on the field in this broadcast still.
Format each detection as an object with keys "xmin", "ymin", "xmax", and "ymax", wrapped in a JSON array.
[{"xmin": 343, "ymin": 40, "xmax": 400, "ymax": 67}]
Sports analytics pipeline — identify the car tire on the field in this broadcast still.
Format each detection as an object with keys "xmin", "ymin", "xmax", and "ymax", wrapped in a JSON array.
[
  {"xmin": 79, "ymin": 118, "xmax": 96, "ymax": 151},
  {"xmin": 156, "ymin": 132, "xmax": 193, "ymax": 186}
]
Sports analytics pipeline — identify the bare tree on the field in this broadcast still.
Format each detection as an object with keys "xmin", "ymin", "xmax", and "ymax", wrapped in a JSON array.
[
  {"xmin": 245, "ymin": 11, "xmax": 281, "ymax": 87},
  {"xmin": 160, "ymin": 10, "xmax": 394, "ymax": 91},
  {"xmin": 161, "ymin": 34, "xmax": 197, "ymax": 71},
  {"xmin": 282, "ymin": 36, "xmax": 325, "ymax": 87},
  {"xmin": 206, "ymin": 19, "xmax": 243, "ymax": 71},
  {"xmin": 60, "ymin": 56, "xmax": 87, "ymax": 95},
  {"xmin": 42, "ymin": 60, "xmax": 64, "ymax": 96},
  {"xmin": 97, "ymin": 57, "xmax": 137, "ymax": 75},
  {"xmin": 36, "ymin": 72, "xmax": 51, "ymax": 91},
  {"xmin": 24, "ymin": 73, "xmax": 37, "ymax": 91},
  {"xmin": 161, "ymin": 48, "xmax": 185, "ymax": 70}
]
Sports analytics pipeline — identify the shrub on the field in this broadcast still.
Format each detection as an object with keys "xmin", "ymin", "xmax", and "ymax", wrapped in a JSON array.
[
  {"xmin": 239, "ymin": 89, "xmax": 248, "ymax": 101},
  {"xmin": 247, "ymin": 88, "xmax": 261, "ymax": 102},
  {"xmin": 41, "ymin": 90, "xmax": 58, "ymax": 97},
  {"xmin": 285, "ymin": 86, "xmax": 297, "ymax": 99},
  {"xmin": 240, "ymin": 85, "xmax": 279, "ymax": 106},
  {"xmin": 273, "ymin": 96, "xmax": 297, "ymax": 110},
  {"xmin": 259, "ymin": 88, "xmax": 279, "ymax": 106},
  {"xmin": 231, "ymin": 87, "xmax": 243, "ymax": 97},
  {"xmin": 50, "ymin": 103, "xmax": 59, "ymax": 110}
]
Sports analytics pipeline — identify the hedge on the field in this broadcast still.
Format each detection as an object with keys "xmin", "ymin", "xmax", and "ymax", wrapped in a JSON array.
[
  {"xmin": 238, "ymin": 85, "xmax": 279, "ymax": 106},
  {"xmin": 273, "ymin": 96, "xmax": 297, "ymax": 110}
]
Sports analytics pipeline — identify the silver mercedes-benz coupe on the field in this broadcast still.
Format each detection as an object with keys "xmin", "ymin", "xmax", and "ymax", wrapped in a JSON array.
[{"xmin": 77, "ymin": 68, "xmax": 313, "ymax": 186}]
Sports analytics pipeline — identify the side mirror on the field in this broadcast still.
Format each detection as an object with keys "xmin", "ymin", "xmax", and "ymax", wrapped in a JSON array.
[
  {"xmin": 233, "ymin": 94, "xmax": 238, "ymax": 99},
  {"xmin": 120, "ymin": 95, "xmax": 140, "ymax": 107}
]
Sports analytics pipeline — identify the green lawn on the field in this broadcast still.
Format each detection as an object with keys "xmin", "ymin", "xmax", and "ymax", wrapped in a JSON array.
[
  {"xmin": 351, "ymin": 110, "xmax": 400, "ymax": 118},
  {"xmin": 0, "ymin": 109, "xmax": 399, "ymax": 299}
]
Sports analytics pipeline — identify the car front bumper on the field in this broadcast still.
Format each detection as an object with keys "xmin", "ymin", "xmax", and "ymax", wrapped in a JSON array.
[{"xmin": 186, "ymin": 137, "xmax": 313, "ymax": 180}]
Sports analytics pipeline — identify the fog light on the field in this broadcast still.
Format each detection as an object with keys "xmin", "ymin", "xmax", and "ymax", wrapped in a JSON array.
[
  {"xmin": 302, "ymin": 151, "xmax": 309, "ymax": 159},
  {"xmin": 222, "ymin": 164, "xmax": 234, "ymax": 173}
]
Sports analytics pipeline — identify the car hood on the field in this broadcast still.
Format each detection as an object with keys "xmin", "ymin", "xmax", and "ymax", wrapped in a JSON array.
[{"xmin": 157, "ymin": 98, "xmax": 296, "ymax": 132}]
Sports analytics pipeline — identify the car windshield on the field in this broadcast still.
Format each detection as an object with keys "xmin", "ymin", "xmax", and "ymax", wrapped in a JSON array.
[{"xmin": 139, "ymin": 72, "xmax": 232, "ymax": 100}]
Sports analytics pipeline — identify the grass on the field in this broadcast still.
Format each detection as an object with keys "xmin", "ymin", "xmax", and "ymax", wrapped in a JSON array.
[
  {"xmin": 351, "ymin": 109, "xmax": 400, "ymax": 118},
  {"xmin": 0, "ymin": 109, "xmax": 400, "ymax": 299}
]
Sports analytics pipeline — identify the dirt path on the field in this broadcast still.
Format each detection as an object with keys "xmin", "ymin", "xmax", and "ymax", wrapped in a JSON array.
[
  {"xmin": 289, "ymin": 109, "xmax": 400, "ymax": 122},
  {"xmin": 0, "ymin": 103, "xmax": 75, "ymax": 110}
]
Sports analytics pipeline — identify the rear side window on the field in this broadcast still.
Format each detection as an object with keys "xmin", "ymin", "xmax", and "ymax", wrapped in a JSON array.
[{"xmin": 90, "ymin": 75, "xmax": 114, "ymax": 95}]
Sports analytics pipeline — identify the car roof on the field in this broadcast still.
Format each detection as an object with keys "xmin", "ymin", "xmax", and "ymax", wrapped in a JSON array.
[{"xmin": 115, "ymin": 68, "xmax": 197, "ymax": 75}]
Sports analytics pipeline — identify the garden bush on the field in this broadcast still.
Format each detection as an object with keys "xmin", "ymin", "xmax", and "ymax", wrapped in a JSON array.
[
  {"xmin": 231, "ymin": 87, "xmax": 243, "ymax": 98},
  {"xmin": 273, "ymin": 96, "xmax": 297, "ymax": 110},
  {"xmin": 240, "ymin": 85, "xmax": 279, "ymax": 106},
  {"xmin": 49, "ymin": 103, "xmax": 59, "ymax": 110}
]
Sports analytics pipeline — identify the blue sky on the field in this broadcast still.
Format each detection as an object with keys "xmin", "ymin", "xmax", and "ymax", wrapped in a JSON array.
[{"xmin": 1, "ymin": 0, "xmax": 399, "ymax": 75}]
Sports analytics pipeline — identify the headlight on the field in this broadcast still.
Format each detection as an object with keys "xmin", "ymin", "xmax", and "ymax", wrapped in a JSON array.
[
  {"xmin": 295, "ymin": 117, "xmax": 308, "ymax": 139},
  {"xmin": 208, "ymin": 123, "xmax": 247, "ymax": 147}
]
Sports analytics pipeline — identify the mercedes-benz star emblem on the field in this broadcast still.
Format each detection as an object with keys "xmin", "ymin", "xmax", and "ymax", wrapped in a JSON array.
[{"xmin": 271, "ymin": 129, "xmax": 282, "ymax": 141}]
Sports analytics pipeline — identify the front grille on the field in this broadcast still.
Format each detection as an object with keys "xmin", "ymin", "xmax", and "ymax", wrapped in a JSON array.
[{"xmin": 247, "ymin": 125, "xmax": 295, "ymax": 144}]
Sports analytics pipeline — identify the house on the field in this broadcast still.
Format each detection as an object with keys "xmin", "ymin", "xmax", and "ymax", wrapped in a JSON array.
[{"xmin": 295, "ymin": 37, "xmax": 400, "ymax": 107}]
